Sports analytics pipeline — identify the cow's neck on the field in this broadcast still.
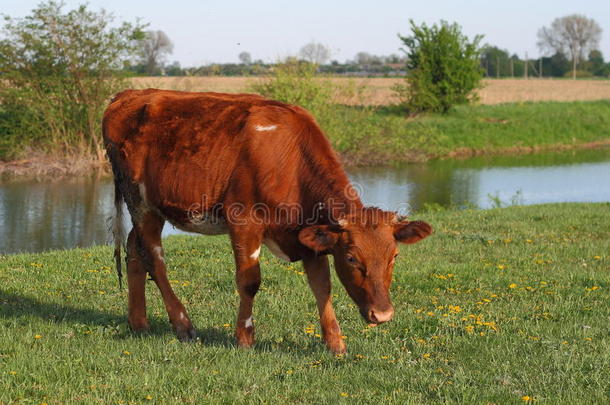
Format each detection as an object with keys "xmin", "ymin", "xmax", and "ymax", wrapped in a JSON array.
[{"xmin": 305, "ymin": 165, "xmax": 364, "ymax": 223}]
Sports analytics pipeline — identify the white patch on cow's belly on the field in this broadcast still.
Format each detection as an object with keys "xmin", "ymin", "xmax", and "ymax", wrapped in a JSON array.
[
  {"xmin": 263, "ymin": 238, "xmax": 290, "ymax": 261},
  {"xmin": 255, "ymin": 124, "xmax": 277, "ymax": 132}
]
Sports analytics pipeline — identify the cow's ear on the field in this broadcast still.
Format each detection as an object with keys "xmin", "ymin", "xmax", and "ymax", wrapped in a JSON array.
[
  {"xmin": 298, "ymin": 225, "xmax": 342, "ymax": 253},
  {"xmin": 394, "ymin": 220, "xmax": 432, "ymax": 244}
]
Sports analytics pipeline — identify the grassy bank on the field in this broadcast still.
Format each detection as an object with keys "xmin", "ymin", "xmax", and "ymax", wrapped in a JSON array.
[
  {"xmin": 324, "ymin": 99, "xmax": 610, "ymax": 165},
  {"xmin": 1, "ymin": 99, "xmax": 609, "ymax": 177},
  {"xmin": 1, "ymin": 203, "xmax": 609, "ymax": 403}
]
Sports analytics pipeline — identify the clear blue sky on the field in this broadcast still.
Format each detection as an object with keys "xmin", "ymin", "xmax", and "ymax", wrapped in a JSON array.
[{"xmin": 4, "ymin": 0, "xmax": 610, "ymax": 66}]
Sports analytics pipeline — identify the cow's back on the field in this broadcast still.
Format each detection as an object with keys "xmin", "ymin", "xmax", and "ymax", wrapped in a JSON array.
[{"xmin": 103, "ymin": 89, "xmax": 346, "ymax": 228}]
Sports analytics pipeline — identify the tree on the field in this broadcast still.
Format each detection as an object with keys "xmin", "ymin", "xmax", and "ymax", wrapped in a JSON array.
[
  {"xmin": 537, "ymin": 15, "xmax": 602, "ymax": 80},
  {"xmin": 0, "ymin": 1, "xmax": 144, "ymax": 160},
  {"xmin": 298, "ymin": 41, "xmax": 331, "ymax": 65},
  {"xmin": 587, "ymin": 50, "xmax": 607, "ymax": 77},
  {"xmin": 238, "ymin": 51, "xmax": 252, "ymax": 65},
  {"xmin": 481, "ymin": 45, "xmax": 510, "ymax": 77},
  {"xmin": 139, "ymin": 30, "xmax": 173, "ymax": 75},
  {"xmin": 539, "ymin": 52, "xmax": 570, "ymax": 77},
  {"xmin": 355, "ymin": 52, "xmax": 373, "ymax": 66},
  {"xmin": 396, "ymin": 20, "xmax": 483, "ymax": 114}
]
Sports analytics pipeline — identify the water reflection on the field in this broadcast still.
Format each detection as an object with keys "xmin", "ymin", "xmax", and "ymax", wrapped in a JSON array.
[
  {"xmin": 1, "ymin": 148, "xmax": 609, "ymax": 254},
  {"xmin": 350, "ymin": 148, "xmax": 610, "ymax": 211},
  {"xmin": 0, "ymin": 175, "xmax": 114, "ymax": 254}
]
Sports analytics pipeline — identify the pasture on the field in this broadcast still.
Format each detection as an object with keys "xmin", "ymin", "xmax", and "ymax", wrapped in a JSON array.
[
  {"xmin": 131, "ymin": 77, "xmax": 610, "ymax": 106},
  {"xmin": 1, "ymin": 203, "xmax": 608, "ymax": 403}
]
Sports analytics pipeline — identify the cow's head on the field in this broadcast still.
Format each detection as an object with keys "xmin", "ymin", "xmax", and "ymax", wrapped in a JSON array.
[{"xmin": 299, "ymin": 208, "xmax": 432, "ymax": 324}]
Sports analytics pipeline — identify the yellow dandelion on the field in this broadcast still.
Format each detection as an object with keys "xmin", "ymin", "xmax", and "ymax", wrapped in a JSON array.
[
  {"xmin": 521, "ymin": 395, "xmax": 533, "ymax": 402},
  {"xmin": 464, "ymin": 325, "xmax": 475, "ymax": 334},
  {"xmin": 593, "ymin": 255, "xmax": 601, "ymax": 260},
  {"xmin": 9, "ymin": 371, "xmax": 16, "ymax": 375},
  {"xmin": 497, "ymin": 264, "xmax": 506, "ymax": 270},
  {"xmin": 526, "ymin": 239, "xmax": 533, "ymax": 243},
  {"xmin": 122, "ymin": 350, "xmax": 131, "ymax": 356},
  {"xmin": 509, "ymin": 283, "xmax": 517, "ymax": 289},
  {"xmin": 34, "ymin": 334, "xmax": 42, "ymax": 339},
  {"xmin": 145, "ymin": 395, "xmax": 152, "ymax": 401},
  {"xmin": 340, "ymin": 392, "xmax": 349, "ymax": 397},
  {"xmin": 223, "ymin": 323, "xmax": 230, "ymax": 328},
  {"xmin": 422, "ymin": 353, "xmax": 431, "ymax": 359}
]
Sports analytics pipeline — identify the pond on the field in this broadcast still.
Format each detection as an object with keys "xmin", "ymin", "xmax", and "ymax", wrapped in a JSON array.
[{"xmin": 1, "ymin": 148, "xmax": 609, "ymax": 254}]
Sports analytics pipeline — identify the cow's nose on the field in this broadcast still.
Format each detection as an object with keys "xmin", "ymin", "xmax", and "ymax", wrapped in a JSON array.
[{"xmin": 369, "ymin": 308, "xmax": 394, "ymax": 324}]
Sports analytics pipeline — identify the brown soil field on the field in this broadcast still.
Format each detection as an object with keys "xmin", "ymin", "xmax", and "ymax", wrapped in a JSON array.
[{"xmin": 130, "ymin": 77, "xmax": 610, "ymax": 106}]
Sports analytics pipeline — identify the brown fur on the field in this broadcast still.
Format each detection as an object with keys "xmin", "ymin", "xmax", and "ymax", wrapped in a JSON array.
[{"xmin": 103, "ymin": 89, "xmax": 432, "ymax": 353}]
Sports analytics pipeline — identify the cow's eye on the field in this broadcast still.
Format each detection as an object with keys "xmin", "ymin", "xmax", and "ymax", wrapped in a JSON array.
[{"xmin": 346, "ymin": 254, "xmax": 358, "ymax": 265}]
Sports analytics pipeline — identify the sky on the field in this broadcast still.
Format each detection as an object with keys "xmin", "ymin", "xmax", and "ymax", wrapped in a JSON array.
[{"xmin": 4, "ymin": 0, "xmax": 610, "ymax": 66}]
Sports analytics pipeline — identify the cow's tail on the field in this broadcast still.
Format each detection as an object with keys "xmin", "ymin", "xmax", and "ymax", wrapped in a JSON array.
[{"xmin": 112, "ymin": 180, "xmax": 126, "ymax": 289}]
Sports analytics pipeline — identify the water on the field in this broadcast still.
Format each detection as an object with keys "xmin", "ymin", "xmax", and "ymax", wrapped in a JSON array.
[{"xmin": 1, "ymin": 149, "xmax": 609, "ymax": 254}]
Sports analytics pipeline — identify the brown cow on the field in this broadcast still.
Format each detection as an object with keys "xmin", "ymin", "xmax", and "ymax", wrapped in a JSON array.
[{"xmin": 103, "ymin": 89, "xmax": 431, "ymax": 353}]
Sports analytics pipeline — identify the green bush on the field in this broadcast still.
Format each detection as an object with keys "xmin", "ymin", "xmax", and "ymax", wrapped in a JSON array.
[
  {"xmin": 0, "ymin": 1, "xmax": 144, "ymax": 160},
  {"xmin": 396, "ymin": 20, "xmax": 483, "ymax": 114},
  {"xmin": 248, "ymin": 58, "xmax": 332, "ymax": 115}
]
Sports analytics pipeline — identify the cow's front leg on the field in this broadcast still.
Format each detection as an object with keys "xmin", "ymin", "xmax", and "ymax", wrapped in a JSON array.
[
  {"xmin": 303, "ymin": 255, "xmax": 346, "ymax": 354},
  {"xmin": 230, "ymin": 230, "xmax": 263, "ymax": 348}
]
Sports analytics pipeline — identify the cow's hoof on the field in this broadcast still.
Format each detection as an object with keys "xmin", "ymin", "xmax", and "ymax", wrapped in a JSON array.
[
  {"xmin": 236, "ymin": 333, "xmax": 254, "ymax": 348},
  {"xmin": 129, "ymin": 319, "xmax": 150, "ymax": 333},
  {"xmin": 327, "ymin": 339, "xmax": 347, "ymax": 354},
  {"xmin": 176, "ymin": 326, "xmax": 197, "ymax": 342}
]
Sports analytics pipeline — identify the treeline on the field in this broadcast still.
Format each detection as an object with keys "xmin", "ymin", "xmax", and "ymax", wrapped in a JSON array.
[
  {"xmin": 481, "ymin": 46, "xmax": 609, "ymax": 78},
  {"xmin": 127, "ymin": 53, "xmax": 408, "ymax": 77},
  {"xmin": 129, "ymin": 46, "xmax": 610, "ymax": 78}
]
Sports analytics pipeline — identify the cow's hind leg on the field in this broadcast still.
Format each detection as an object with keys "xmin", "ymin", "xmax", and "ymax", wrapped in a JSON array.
[
  {"xmin": 230, "ymin": 228, "xmax": 263, "ymax": 348},
  {"xmin": 126, "ymin": 229, "xmax": 149, "ymax": 331},
  {"xmin": 134, "ymin": 212, "xmax": 197, "ymax": 341}
]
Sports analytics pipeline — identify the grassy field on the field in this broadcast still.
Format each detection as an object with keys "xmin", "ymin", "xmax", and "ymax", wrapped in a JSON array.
[
  {"xmin": 1, "ymin": 203, "xmax": 609, "ymax": 403},
  {"xmin": 131, "ymin": 77, "xmax": 610, "ymax": 106}
]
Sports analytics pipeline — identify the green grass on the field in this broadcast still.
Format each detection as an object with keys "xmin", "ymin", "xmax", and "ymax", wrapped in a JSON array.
[
  {"xmin": 324, "ymin": 100, "xmax": 610, "ymax": 165},
  {"xmin": 1, "ymin": 203, "xmax": 609, "ymax": 403}
]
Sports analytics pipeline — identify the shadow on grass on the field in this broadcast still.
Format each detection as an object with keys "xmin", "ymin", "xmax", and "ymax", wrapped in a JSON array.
[{"xmin": 0, "ymin": 289, "xmax": 317, "ymax": 353}]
